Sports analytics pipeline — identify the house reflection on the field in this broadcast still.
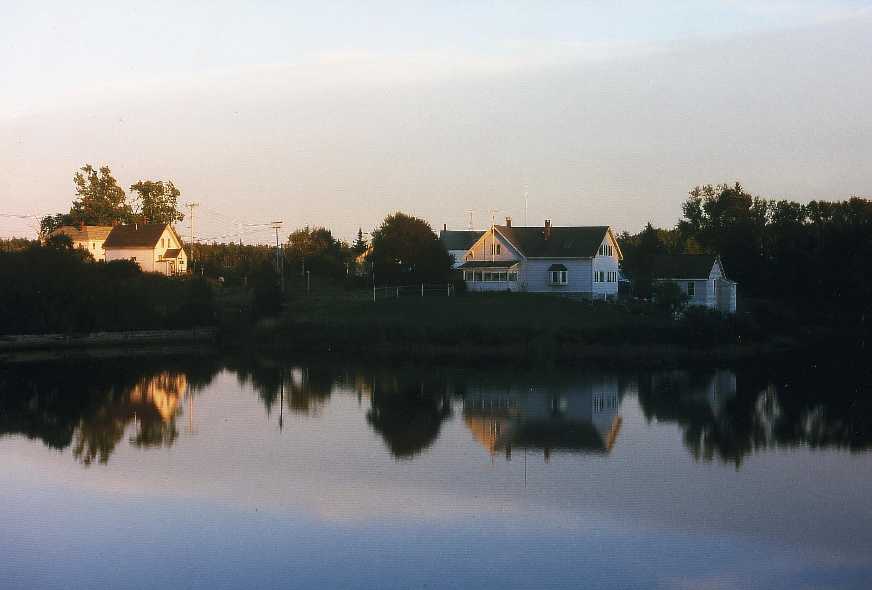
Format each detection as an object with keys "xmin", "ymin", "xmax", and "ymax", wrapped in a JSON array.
[
  {"xmin": 73, "ymin": 371, "xmax": 188, "ymax": 465},
  {"xmin": 0, "ymin": 358, "xmax": 219, "ymax": 467},
  {"xmin": 463, "ymin": 374, "xmax": 625, "ymax": 461}
]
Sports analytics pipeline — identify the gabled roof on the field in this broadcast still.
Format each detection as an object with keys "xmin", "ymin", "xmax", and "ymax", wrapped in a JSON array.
[
  {"xmin": 104, "ymin": 223, "xmax": 175, "ymax": 249},
  {"xmin": 48, "ymin": 225, "xmax": 114, "ymax": 242},
  {"xmin": 440, "ymin": 230, "xmax": 484, "ymax": 251},
  {"xmin": 650, "ymin": 254, "xmax": 722, "ymax": 280},
  {"xmin": 494, "ymin": 225, "xmax": 614, "ymax": 259}
]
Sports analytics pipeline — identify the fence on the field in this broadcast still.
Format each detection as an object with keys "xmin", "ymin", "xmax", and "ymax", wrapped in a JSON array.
[{"xmin": 372, "ymin": 283, "xmax": 454, "ymax": 301}]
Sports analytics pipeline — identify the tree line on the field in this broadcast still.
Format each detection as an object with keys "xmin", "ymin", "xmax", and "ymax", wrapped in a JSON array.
[
  {"xmin": 39, "ymin": 164, "xmax": 184, "ymax": 235},
  {"xmin": 619, "ymin": 183, "xmax": 872, "ymax": 325}
]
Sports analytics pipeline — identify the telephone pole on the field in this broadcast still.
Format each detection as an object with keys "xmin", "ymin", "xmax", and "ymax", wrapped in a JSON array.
[
  {"xmin": 186, "ymin": 202, "xmax": 199, "ymax": 272},
  {"xmin": 271, "ymin": 220, "xmax": 284, "ymax": 292}
]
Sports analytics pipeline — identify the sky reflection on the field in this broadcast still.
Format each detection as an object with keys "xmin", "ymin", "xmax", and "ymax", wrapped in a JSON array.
[{"xmin": 1, "ymin": 357, "xmax": 870, "ymax": 589}]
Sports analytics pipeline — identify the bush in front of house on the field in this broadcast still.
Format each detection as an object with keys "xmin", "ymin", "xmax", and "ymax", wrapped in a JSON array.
[{"xmin": 0, "ymin": 242, "xmax": 217, "ymax": 335}]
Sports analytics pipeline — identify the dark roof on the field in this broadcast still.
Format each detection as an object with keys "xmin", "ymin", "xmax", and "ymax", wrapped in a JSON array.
[
  {"xmin": 459, "ymin": 260, "xmax": 519, "ymax": 269},
  {"xmin": 650, "ymin": 254, "xmax": 720, "ymax": 279},
  {"xmin": 547, "ymin": 263, "xmax": 567, "ymax": 271},
  {"xmin": 495, "ymin": 225, "xmax": 610, "ymax": 258},
  {"xmin": 104, "ymin": 224, "xmax": 172, "ymax": 249},
  {"xmin": 510, "ymin": 420, "xmax": 607, "ymax": 452},
  {"xmin": 440, "ymin": 230, "xmax": 484, "ymax": 251},
  {"xmin": 161, "ymin": 248, "xmax": 181, "ymax": 259}
]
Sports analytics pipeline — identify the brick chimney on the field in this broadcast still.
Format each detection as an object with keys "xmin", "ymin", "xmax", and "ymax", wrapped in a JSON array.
[
  {"xmin": 443, "ymin": 223, "xmax": 447, "ymax": 231},
  {"xmin": 544, "ymin": 219, "xmax": 551, "ymax": 240},
  {"xmin": 505, "ymin": 217, "xmax": 512, "ymax": 228}
]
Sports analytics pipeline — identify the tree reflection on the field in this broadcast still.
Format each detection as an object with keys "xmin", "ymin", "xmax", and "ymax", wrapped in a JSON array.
[
  {"xmin": 366, "ymin": 380, "xmax": 452, "ymax": 459},
  {"xmin": 0, "ymin": 358, "xmax": 220, "ymax": 466},
  {"xmin": 637, "ymin": 366, "xmax": 872, "ymax": 467}
]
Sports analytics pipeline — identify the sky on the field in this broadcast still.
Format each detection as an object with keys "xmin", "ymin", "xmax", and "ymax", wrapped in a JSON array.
[{"xmin": 1, "ymin": 1, "xmax": 871, "ymax": 242}]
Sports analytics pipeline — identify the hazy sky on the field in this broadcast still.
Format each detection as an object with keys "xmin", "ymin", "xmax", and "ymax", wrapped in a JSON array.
[{"xmin": 2, "ymin": 1, "xmax": 871, "ymax": 241}]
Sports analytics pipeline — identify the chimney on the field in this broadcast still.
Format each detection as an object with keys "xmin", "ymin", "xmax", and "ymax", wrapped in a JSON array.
[
  {"xmin": 544, "ymin": 219, "xmax": 551, "ymax": 240},
  {"xmin": 443, "ymin": 223, "xmax": 447, "ymax": 231},
  {"xmin": 505, "ymin": 217, "xmax": 512, "ymax": 228}
]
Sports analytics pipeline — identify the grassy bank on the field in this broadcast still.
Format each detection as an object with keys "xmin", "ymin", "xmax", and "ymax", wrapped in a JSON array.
[{"xmin": 233, "ymin": 292, "xmax": 802, "ymax": 366}]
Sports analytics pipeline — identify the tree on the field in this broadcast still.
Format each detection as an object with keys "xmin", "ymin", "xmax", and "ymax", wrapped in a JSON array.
[
  {"xmin": 285, "ymin": 226, "xmax": 348, "ymax": 278},
  {"xmin": 619, "ymin": 222, "xmax": 665, "ymax": 298},
  {"xmin": 39, "ymin": 213, "xmax": 73, "ymax": 236},
  {"xmin": 352, "ymin": 228, "xmax": 368, "ymax": 255},
  {"xmin": 129, "ymin": 180, "xmax": 184, "ymax": 224},
  {"xmin": 678, "ymin": 183, "xmax": 768, "ymax": 293},
  {"xmin": 369, "ymin": 212, "xmax": 452, "ymax": 284},
  {"xmin": 69, "ymin": 164, "xmax": 131, "ymax": 225}
]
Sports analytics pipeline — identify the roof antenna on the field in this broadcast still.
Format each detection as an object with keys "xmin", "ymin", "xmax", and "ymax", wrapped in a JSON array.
[{"xmin": 524, "ymin": 191, "xmax": 528, "ymax": 226}]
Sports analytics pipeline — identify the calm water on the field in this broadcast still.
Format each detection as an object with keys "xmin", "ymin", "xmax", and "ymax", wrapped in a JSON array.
[{"xmin": 1, "ymin": 356, "xmax": 870, "ymax": 590}]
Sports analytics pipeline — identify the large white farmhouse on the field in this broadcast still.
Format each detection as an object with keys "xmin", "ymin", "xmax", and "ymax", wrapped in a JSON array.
[
  {"xmin": 103, "ymin": 223, "xmax": 188, "ymax": 275},
  {"xmin": 458, "ymin": 219, "xmax": 623, "ymax": 299}
]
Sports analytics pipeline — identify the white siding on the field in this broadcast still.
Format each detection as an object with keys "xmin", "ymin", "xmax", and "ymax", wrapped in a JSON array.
[
  {"xmin": 464, "ymin": 229, "xmax": 522, "ymax": 264},
  {"xmin": 522, "ymin": 258, "xmax": 593, "ymax": 294},
  {"xmin": 106, "ymin": 247, "xmax": 156, "ymax": 272},
  {"xmin": 592, "ymin": 234, "xmax": 621, "ymax": 298}
]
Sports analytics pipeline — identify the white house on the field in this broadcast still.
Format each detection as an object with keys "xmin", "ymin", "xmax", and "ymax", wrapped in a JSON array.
[
  {"xmin": 439, "ymin": 226, "xmax": 484, "ymax": 269},
  {"xmin": 103, "ymin": 223, "xmax": 188, "ymax": 275},
  {"xmin": 458, "ymin": 219, "xmax": 623, "ymax": 299},
  {"xmin": 47, "ymin": 225, "xmax": 113, "ymax": 261},
  {"xmin": 650, "ymin": 254, "xmax": 737, "ymax": 313}
]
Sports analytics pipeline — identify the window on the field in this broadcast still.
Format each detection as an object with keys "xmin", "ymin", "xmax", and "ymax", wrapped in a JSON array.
[
  {"xmin": 607, "ymin": 271, "xmax": 617, "ymax": 282},
  {"xmin": 92, "ymin": 242, "xmax": 96, "ymax": 250},
  {"xmin": 598, "ymin": 243, "xmax": 613, "ymax": 256},
  {"xmin": 595, "ymin": 270, "xmax": 609, "ymax": 283},
  {"xmin": 550, "ymin": 270, "xmax": 567, "ymax": 285},
  {"xmin": 508, "ymin": 272, "xmax": 517, "ymax": 282},
  {"xmin": 687, "ymin": 281, "xmax": 695, "ymax": 297},
  {"xmin": 483, "ymin": 272, "xmax": 492, "ymax": 281},
  {"xmin": 490, "ymin": 243, "xmax": 501, "ymax": 255},
  {"xmin": 474, "ymin": 271, "xmax": 482, "ymax": 281}
]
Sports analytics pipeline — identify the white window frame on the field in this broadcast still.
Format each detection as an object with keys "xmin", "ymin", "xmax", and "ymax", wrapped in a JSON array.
[
  {"xmin": 687, "ymin": 281, "xmax": 695, "ymax": 297},
  {"xmin": 550, "ymin": 270, "xmax": 568, "ymax": 285}
]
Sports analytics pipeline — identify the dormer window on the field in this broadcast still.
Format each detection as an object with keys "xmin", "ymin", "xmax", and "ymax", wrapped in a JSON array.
[
  {"xmin": 598, "ymin": 243, "xmax": 613, "ymax": 256},
  {"xmin": 548, "ymin": 264, "xmax": 568, "ymax": 285}
]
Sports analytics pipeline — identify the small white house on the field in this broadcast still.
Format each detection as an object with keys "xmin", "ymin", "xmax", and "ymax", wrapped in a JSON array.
[
  {"xmin": 458, "ymin": 219, "xmax": 623, "ymax": 299},
  {"xmin": 103, "ymin": 223, "xmax": 188, "ymax": 275},
  {"xmin": 47, "ymin": 225, "xmax": 114, "ymax": 261},
  {"xmin": 650, "ymin": 254, "xmax": 737, "ymax": 313}
]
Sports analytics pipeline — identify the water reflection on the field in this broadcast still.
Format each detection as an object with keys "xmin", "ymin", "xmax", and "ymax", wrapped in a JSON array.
[
  {"xmin": 637, "ymin": 367, "xmax": 872, "ymax": 466},
  {"xmin": 0, "ymin": 359, "xmax": 219, "ymax": 465},
  {"xmin": 1, "ymin": 357, "xmax": 870, "ymax": 467},
  {"xmin": 463, "ymin": 374, "xmax": 625, "ymax": 461}
]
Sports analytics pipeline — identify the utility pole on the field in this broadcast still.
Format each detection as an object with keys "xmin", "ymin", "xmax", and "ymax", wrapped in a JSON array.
[
  {"xmin": 186, "ymin": 202, "xmax": 199, "ymax": 273},
  {"xmin": 271, "ymin": 220, "xmax": 284, "ymax": 293}
]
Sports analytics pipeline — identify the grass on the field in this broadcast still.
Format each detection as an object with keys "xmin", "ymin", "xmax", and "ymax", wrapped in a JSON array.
[{"xmin": 236, "ymin": 290, "xmax": 786, "ymax": 365}]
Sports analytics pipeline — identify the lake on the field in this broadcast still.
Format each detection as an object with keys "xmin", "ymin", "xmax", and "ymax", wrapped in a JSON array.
[{"xmin": 1, "ymin": 355, "xmax": 870, "ymax": 589}]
